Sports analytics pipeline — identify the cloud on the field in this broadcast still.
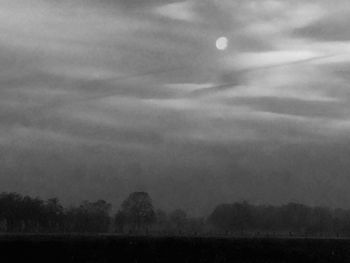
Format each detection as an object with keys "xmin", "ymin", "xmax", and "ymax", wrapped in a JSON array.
[
  {"xmin": 101, "ymin": 0, "xmax": 187, "ymax": 10},
  {"xmin": 154, "ymin": 2, "xmax": 196, "ymax": 22},
  {"xmin": 293, "ymin": 3, "xmax": 350, "ymax": 41},
  {"xmin": 1, "ymin": 0, "xmax": 349, "ymax": 143},
  {"xmin": 229, "ymin": 50, "xmax": 321, "ymax": 69}
]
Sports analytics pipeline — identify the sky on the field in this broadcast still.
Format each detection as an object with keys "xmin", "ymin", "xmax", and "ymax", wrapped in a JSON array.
[{"xmin": 1, "ymin": 0, "xmax": 350, "ymax": 216}]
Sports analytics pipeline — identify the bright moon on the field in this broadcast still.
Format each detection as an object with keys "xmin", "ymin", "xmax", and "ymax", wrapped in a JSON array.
[{"xmin": 216, "ymin": 37, "xmax": 228, "ymax": 51}]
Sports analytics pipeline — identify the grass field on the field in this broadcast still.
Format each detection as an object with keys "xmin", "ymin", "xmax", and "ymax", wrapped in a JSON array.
[{"xmin": 0, "ymin": 234, "xmax": 349, "ymax": 262}]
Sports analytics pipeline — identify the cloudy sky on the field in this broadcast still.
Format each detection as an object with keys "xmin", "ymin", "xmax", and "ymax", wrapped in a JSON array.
[{"xmin": 1, "ymin": 0, "xmax": 350, "ymax": 215}]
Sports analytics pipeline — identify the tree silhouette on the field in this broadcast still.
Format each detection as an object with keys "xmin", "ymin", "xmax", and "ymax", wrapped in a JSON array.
[
  {"xmin": 169, "ymin": 209, "xmax": 187, "ymax": 233},
  {"xmin": 120, "ymin": 192, "xmax": 155, "ymax": 232},
  {"xmin": 44, "ymin": 198, "xmax": 64, "ymax": 232},
  {"xmin": 64, "ymin": 200, "xmax": 111, "ymax": 233},
  {"xmin": 114, "ymin": 210, "xmax": 126, "ymax": 233},
  {"xmin": 155, "ymin": 209, "xmax": 168, "ymax": 232}
]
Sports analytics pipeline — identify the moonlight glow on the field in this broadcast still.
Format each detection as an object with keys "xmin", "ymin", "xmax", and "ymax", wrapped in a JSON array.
[{"xmin": 216, "ymin": 37, "xmax": 228, "ymax": 51}]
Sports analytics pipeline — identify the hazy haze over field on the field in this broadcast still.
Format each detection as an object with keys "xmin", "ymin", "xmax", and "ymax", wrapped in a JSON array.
[{"xmin": 1, "ymin": 0, "xmax": 350, "ymax": 215}]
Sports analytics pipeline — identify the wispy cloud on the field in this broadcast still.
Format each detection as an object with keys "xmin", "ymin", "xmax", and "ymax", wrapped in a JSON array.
[
  {"xmin": 2, "ymin": 0, "xmax": 350, "ymax": 147},
  {"xmin": 154, "ymin": 1, "xmax": 196, "ymax": 22}
]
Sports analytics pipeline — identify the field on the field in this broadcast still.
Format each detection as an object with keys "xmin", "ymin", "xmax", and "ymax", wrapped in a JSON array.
[{"xmin": 0, "ymin": 235, "xmax": 349, "ymax": 262}]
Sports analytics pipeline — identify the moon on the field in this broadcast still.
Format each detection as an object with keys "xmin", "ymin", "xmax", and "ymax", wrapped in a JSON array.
[{"xmin": 216, "ymin": 37, "xmax": 228, "ymax": 51}]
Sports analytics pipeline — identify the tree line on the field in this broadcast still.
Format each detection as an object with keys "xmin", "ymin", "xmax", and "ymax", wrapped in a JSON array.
[
  {"xmin": 208, "ymin": 202, "xmax": 350, "ymax": 236},
  {"xmin": 0, "ymin": 192, "xmax": 203, "ymax": 234},
  {"xmin": 0, "ymin": 192, "xmax": 111, "ymax": 233},
  {"xmin": 0, "ymin": 191, "xmax": 350, "ymax": 236}
]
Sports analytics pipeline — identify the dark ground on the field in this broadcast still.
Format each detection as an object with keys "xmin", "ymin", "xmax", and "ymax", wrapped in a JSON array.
[{"xmin": 0, "ymin": 234, "xmax": 349, "ymax": 262}]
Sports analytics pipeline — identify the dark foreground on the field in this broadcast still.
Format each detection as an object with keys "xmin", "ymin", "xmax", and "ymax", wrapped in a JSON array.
[{"xmin": 0, "ymin": 235, "xmax": 349, "ymax": 262}]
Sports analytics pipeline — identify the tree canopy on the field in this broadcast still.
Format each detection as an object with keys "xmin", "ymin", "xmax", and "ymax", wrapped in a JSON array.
[{"xmin": 119, "ymin": 192, "xmax": 155, "ymax": 231}]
